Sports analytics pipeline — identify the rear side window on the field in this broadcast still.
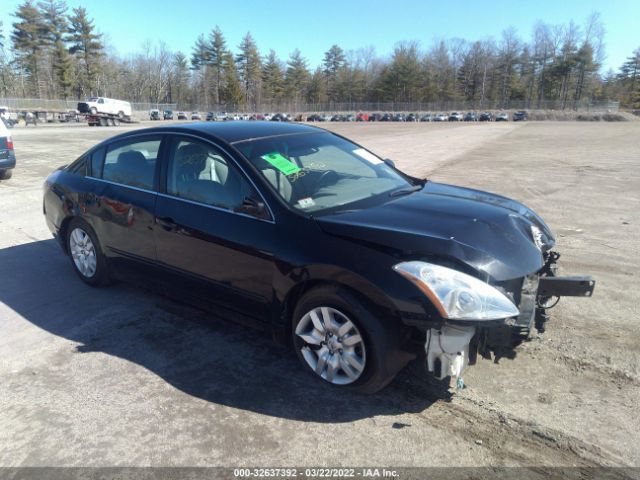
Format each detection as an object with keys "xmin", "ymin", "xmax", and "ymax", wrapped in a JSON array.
[{"xmin": 102, "ymin": 138, "xmax": 161, "ymax": 190}]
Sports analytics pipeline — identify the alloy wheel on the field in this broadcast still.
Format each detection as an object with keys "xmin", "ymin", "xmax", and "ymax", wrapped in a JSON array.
[
  {"xmin": 69, "ymin": 227, "xmax": 97, "ymax": 278},
  {"xmin": 295, "ymin": 306, "xmax": 366, "ymax": 385}
]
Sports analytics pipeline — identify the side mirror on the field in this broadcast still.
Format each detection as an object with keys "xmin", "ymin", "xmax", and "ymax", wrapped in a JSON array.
[
  {"xmin": 236, "ymin": 196, "xmax": 269, "ymax": 220},
  {"xmin": 384, "ymin": 158, "xmax": 396, "ymax": 169}
]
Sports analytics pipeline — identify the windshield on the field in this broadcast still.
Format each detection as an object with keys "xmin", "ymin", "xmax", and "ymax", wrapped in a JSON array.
[{"xmin": 236, "ymin": 132, "xmax": 411, "ymax": 213}]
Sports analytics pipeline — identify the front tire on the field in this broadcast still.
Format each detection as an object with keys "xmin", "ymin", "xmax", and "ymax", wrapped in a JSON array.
[
  {"xmin": 66, "ymin": 218, "xmax": 110, "ymax": 287},
  {"xmin": 292, "ymin": 286, "xmax": 401, "ymax": 394},
  {"xmin": 0, "ymin": 169, "xmax": 12, "ymax": 180}
]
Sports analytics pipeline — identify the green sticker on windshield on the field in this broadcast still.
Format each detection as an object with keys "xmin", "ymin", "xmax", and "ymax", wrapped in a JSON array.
[{"xmin": 261, "ymin": 152, "xmax": 301, "ymax": 175}]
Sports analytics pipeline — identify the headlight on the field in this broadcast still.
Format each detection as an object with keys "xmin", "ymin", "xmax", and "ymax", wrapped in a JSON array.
[
  {"xmin": 531, "ymin": 225, "xmax": 544, "ymax": 250},
  {"xmin": 393, "ymin": 261, "xmax": 519, "ymax": 321}
]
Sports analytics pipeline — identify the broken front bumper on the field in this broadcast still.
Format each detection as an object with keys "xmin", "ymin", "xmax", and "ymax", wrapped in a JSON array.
[{"xmin": 424, "ymin": 251, "xmax": 595, "ymax": 383}]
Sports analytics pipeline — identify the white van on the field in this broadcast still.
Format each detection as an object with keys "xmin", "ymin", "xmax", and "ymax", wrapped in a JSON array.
[{"xmin": 78, "ymin": 97, "xmax": 132, "ymax": 118}]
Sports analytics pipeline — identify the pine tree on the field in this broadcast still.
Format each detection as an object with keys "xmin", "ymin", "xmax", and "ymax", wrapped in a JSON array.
[
  {"xmin": 11, "ymin": 0, "xmax": 48, "ymax": 96},
  {"xmin": 236, "ymin": 32, "xmax": 261, "ymax": 109},
  {"xmin": 285, "ymin": 49, "xmax": 309, "ymax": 104},
  {"xmin": 171, "ymin": 51, "xmax": 190, "ymax": 106},
  {"xmin": 52, "ymin": 38, "xmax": 72, "ymax": 97},
  {"xmin": 322, "ymin": 44, "xmax": 345, "ymax": 102},
  {"xmin": 38, "ymin": 0, "xmax": 67, "ymax": 42},
  {"xmin": 38, "ymin": 0, "xmax": 72, "ymax": 98},
  {"xmin": 190, "ymin": 34, "xmax": 209, "ymax": 106},
  {"xmin": 261, "ymin": 49, "xmax": 284, "ymax": 107},
  {"xmin": 221, "ymin": 52, "xmax": 243, "ymax": 108},
  {"xmin": 206, "ymin": 26, "xmax": 227, "ymax": 105},
  {"xmin": 68, "ymin": 6, "xmax": 103, "ymax": 96},
  {"xmin": 380, "ymin": 42, "xmax": 422, "ymax": 102},
  {"xmin": 617, "ymin": 47, "xmax": 640, "ymax": 108},
  {"xmin": 307, "ymin": 67, "xmax": 327, "ymax": 104}
]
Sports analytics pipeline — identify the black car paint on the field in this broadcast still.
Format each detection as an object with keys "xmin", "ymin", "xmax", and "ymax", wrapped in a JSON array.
[{"xmin": 44, "ymin": 122, "xmax": 552, "ymax": 350}]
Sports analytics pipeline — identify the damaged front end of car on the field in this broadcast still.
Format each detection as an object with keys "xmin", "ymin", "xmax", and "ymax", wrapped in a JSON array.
[{"xmin": 399, "ymin": 250, "xmax": 595, "ymax": 387}]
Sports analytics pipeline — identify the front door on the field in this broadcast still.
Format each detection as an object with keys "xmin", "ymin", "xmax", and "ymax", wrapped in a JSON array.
[{"xmin": 153, "ymin": 135, "xmax": 276, "ymax": 323}]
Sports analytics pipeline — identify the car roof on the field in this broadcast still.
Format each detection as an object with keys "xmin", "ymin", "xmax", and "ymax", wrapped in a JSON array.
[{"xmin": 116, "ymin": 121, "xmax": 323, "ymax": 145}]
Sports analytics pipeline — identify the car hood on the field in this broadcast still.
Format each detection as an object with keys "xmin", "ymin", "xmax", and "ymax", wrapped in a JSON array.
[{"xmin": 315, "ymin": 182, "xmax": 555, "ymax": 282}]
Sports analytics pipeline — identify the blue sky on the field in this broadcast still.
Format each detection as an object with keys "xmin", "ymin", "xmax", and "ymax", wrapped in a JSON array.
[{"xmin": 1, "ymin": 0, "xmax": 638, "ymax": 72}]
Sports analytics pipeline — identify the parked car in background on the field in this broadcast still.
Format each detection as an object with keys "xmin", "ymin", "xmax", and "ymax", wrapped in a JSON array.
[
  {"xmin": 77, "ymin": 97, "xmax": 132, "ymax": 119},
  {"xmin": 0, "ymin": 106, "xmax": 17, "ymax": 127},
  {"xmin": 205, "ymin": 112, "xmax": 215, "ymax": 121},
  {"xmin": 0, "ymin": 119, "xmax": 16, "ymax": 179},
  {"xmin": 406, "ymin": 113, "xmax": 417, "ymax": 122},
  {"xmin": 149, "ymin": 109, "xmax": 161, "ymax": 121},
  {"xmin": 191, "ymin": 111, "xmax": 202, "ymax": 120},
  {"xmin": 306, "ymin": 114, "xmax": 321, "ymax": 122},
  {"xmin": 380, "ymin": 113, "xmax": 393, "ymax": 122},
  {"xmin": 345, "ymin": 114, "xmax": 356, "ymax": 122},
  {"xmin": 513, "ymin": 110, "xmax": 528, "ymax": 121},
  {"xmin": 56, "ymin": 110, "xmax": 80, "ymax": 123},
  {"xmin": 331, "ymin": 114, "xmax": 344, "ymax": 122},
  {"xmin": 356, "ymin": 113, "xmax": 369, "ymax": 122},
  {"xmin": 43, "ymin": 121, "xmax": 595, "ymax": 393},
  {"xmin": 392, "ymin": 113, "xmax": 406, "ymax": 122},
  {"xmin": 270, "ymin": 113, "xmax": 290, "ymax": 122},
  {"xmin": 464, "ymin": 112, "xmax": 477, "ymax": 122},
  {"xmin": 177, "ymin": 111, "xmax": 187, "ymax": 120},
  {"xmin": 432, "ymin": 113, "xmax": 447, "ymax": 122},
  {"xmin": 163, "ymin": 109, "xmax": 174, "ymax": 120},
  {"xmin": 419, "ymin": 114, "xmax": 432, "ymax": 122},
  {"xmin": 368, "ymin": 113, "xmax": 382, "ymax": 122},
  {"xmin": 479, "ymin": 112, "xmax": 493, "ymax": 122},
  {"xmin": 448, "ymin": 112, "xmax": 463, "ymax": 121},
  {"xmin": 496, "ymin": 112, "xmax": 509, "ymax": 122}
]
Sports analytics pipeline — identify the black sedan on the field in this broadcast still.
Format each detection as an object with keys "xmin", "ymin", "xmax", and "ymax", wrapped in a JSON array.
[{"xmin": 43, "ymin": 122, "xmax": 594, "ymax": 393}]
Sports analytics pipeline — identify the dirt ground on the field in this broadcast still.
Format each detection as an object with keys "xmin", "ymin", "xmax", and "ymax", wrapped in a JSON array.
[{"xmin": 0, "ymin": 120, "xmax": 638, "ymax": 471}]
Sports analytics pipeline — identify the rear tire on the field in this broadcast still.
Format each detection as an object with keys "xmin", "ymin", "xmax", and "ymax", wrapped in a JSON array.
[
  {"xmin": 292, "ymin": 285, "xmax": 402, "ymax": 394},
  {"xmin": 0, "ymin": 169, "xmax": 12, "ymax": 179},
  {"xmin": 66, "ymin": 218, "xmax": 110, "ymax": 287}
]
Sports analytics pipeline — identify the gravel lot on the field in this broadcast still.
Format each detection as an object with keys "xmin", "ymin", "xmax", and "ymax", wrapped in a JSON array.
[{"xmin": 0, "ymin": 120, "xmax": 638, "ymax": 470}]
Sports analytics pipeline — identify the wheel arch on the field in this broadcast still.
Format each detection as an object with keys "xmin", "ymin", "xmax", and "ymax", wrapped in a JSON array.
[{"xmin": 274, "ymin": 267, "xmax": 406, "ymax": 348}]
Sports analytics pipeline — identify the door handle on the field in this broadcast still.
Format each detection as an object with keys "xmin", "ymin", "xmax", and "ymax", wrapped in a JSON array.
[{"xmin": 156, "ymin": 216, "xmax": 178, "ymax": 231}]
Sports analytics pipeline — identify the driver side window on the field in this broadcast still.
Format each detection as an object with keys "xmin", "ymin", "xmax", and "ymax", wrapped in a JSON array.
[{"xmin": 166, "ymin": 137, "xmax": 256, "ymax": 211}]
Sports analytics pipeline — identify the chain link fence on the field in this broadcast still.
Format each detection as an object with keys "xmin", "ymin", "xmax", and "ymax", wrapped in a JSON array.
[
  {"xmin": 181, "ymin": 99, "xmax": 621, "ymax": 114},
  {"xmin": 1, "ymin": 97, "xmax": 619, "ymax": 115}
]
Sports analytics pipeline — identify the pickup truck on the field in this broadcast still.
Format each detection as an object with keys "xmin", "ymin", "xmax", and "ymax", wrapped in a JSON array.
[{"xmin": 77, "ymin": 97, "xmax": 132, "ymax": 119}]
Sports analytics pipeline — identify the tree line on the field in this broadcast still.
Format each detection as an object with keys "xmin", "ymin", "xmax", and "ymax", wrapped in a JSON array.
[{"xmin": 0, "ymin": 1, "xmax": 639, "ymax": 110}]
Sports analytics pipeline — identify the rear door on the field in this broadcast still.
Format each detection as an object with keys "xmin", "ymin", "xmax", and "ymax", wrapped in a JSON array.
[
  {"xmin": 153, "ymin": 134, "xmax": 276, "ymax": 323},
  {"xmin": 88, "ymin": 135, "xmax": 164, "ymax": 271}
]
